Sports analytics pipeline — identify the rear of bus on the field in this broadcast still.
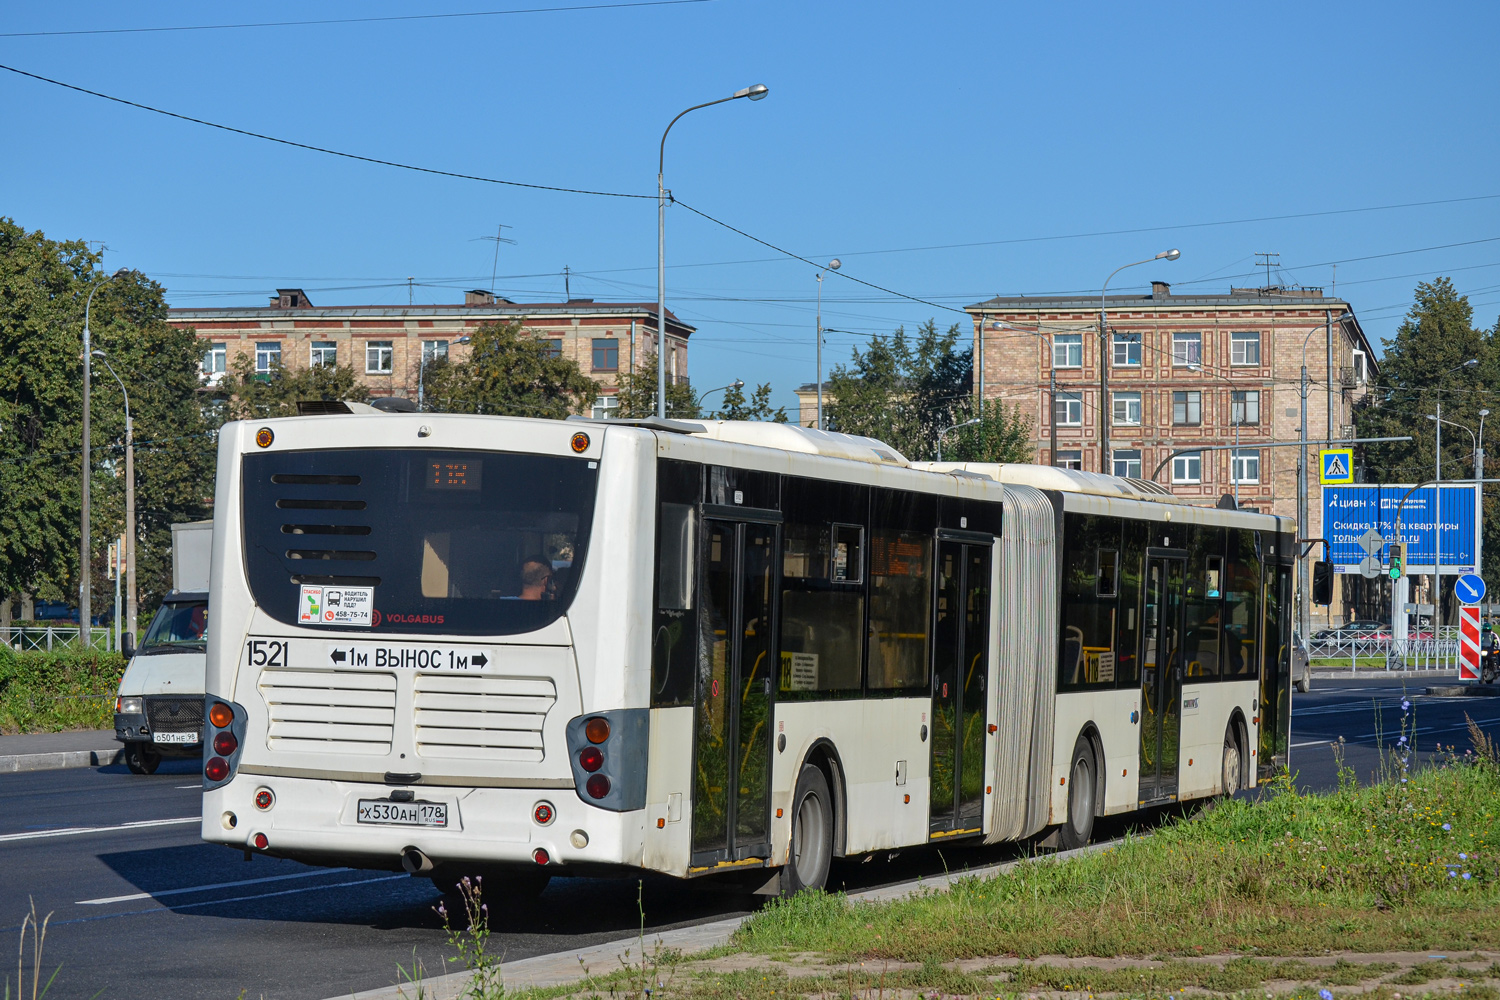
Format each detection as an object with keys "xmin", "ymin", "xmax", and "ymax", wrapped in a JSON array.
[{"xmin": 201, "ymin": 413, "xmax": 654, "ymax": 879}]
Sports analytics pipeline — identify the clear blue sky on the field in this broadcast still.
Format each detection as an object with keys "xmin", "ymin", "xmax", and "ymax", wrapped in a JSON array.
[{"xmin": 4, "ymin": 1, "xmax": 1498, "ymax": 412}]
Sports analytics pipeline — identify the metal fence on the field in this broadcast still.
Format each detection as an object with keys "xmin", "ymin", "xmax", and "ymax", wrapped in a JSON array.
[
  {"xmin": 2, "ymin": 625, "xmax": 116, "ymax": 653},
  {"xmin": 1308, "ymin": 626, "xmax": 1461, "ymax": 671}
]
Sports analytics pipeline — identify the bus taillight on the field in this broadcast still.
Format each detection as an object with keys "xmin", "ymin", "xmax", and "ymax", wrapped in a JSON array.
[
  {"xmin": 578, "ymin": 746, "xmax": 603, "ymax": 772},
  {"xmin": 205, "ymin": 757, "xmax": 230, "ymax": 782},
  {"xmin": 209, "ymin": 702, "xmax": 234, "ymax": 728},
  {"xmin": 213, "ymin": 732, "xmax": 238, "ymax": 755},
  {"xmin": 585, "ymin": 774, "xmax": 611, "ymax": 799},
  {"xmin": 584, "ymin": 717, "xmax": 610, "ymax": 743}
]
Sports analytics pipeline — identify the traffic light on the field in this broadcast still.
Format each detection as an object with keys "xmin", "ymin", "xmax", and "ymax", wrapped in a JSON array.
[
  {"xmin": 1388, "ymin": 543, "xmax": 1405, "ymax": 580},
  {"xmin": 1312, "ymin": 560, "xmax": 1333, "ymax": 605}
]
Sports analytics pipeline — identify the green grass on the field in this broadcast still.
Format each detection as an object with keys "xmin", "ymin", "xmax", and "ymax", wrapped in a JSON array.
[
  {"xmin": 731, "ymin": 751, "xmax": 1500, "ymax": 961},
  {"xmin": 0, "ymin": 648, "xmax": 123, "ymax": 733}
]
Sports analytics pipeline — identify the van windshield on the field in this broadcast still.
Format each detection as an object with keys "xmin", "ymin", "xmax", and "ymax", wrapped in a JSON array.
[
  {"xmin": 140, "ymin": 600, "xmax": 209, "ymax": 654},
  {"xmin": 242, "ymin": 448, "xmax": 598, "ymax": 636}
]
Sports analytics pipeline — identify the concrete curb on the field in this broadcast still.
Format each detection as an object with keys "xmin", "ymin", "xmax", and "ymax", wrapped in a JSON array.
[
  {"xmin": 0, "ymin": 747, "xmax": 123, "ymax": 774},
  {"xmin": 1425, "ymin": 685, "xmax": 1500, "ymax": 697},
  {"xmin": 334, "ymin": 841, "xmax": 1116, "ymax": 1000}
]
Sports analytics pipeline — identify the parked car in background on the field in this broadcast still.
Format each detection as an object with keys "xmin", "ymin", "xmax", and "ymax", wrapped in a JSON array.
[{"xmin": 1293, "ymin": 632, "xmax": 1311, "ymax": 693}]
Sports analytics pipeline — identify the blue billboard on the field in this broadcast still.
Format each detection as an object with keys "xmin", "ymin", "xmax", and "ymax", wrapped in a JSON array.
[{"xmin": 1323, "ymin": 485, "xmax": 1476, "ymax": 573}]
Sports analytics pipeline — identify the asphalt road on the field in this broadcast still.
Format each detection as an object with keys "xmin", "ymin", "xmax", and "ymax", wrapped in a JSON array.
[{"xmin": 4, "ymin": 678, "xmax": 1498, "ymax": 1000}]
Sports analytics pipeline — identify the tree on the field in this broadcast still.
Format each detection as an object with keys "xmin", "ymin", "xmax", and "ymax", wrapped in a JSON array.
[
  {"xmin": 944, "ymin": 396, "xmax": 1033, "ymax": 464},
  {"xmin": 824, "ymin": 319, "xmax": 1028, "ymax": 462},
  {"xmin": 708, "ymin": 382, "xmax": 787, "ymax": 422},
  {"xmin": 1355, "ymin": 277, "xmax": 1500, "ymax": 582},
  {"xmin": 614, "ymin": 352, "xmax": 699, "ymax": 420},
  {"xmin": 0, "ymin": 217, "xmax": 216, "ymax": 614},
  {"xmin": 214, "ymin": 354, "xmax": 370, "ymax": 420},
  {"xmin": 422, "ymin": 321, "xmax": 597, "ymax": 418}
]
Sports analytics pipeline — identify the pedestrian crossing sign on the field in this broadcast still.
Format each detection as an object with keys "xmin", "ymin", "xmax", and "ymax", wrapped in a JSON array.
[{"xmin": 1319, "ymin": 448, "xmax": 1354, "ymax": 485}]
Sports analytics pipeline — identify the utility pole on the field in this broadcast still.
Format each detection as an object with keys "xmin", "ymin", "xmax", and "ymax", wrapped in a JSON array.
[
  {"xmin": 1049, "ymin": 367, "xmax": 1058, "ymax": 468},
  {"xmin": 79, "ymin": 268, "xmax": 129, "ymax": 644},
  {"xmin": 1255, "ymin": 251, "xmax": 1280, "ymax": 290},
  {"xmin": 1298, "ymin": 360, "xmax": 1310, "ymax": 642}
]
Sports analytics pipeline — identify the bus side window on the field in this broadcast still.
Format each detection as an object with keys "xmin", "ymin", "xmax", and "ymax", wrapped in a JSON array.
[
  {"xmin": 657, "ymin": 503, "xmax": 695, "ymax": 610},
  {"xmin": 652, "ymin": 461, "xmax": 702, "ymax": 708}
]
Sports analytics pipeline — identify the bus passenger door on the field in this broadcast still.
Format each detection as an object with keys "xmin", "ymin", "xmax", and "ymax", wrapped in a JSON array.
[
  {"xmin": 930, "ymin": 537, "xmax": 991, "ymax": 838},
  {"xmin": 1139, "ymin": 554, "xmax": 1186, "ymax": 803},
  {"xmin": 692, "ymin": 518, "xmax": 777, "ymax": 867}
]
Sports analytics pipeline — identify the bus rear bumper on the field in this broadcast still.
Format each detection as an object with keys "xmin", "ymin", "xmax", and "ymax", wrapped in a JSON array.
[{"xmin": 202, "ymin": 775, "xmax": 641, "ymax": 871}]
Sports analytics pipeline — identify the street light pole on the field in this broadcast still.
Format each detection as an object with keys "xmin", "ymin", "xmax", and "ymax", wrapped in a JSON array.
[
  {"xmin": 656, "ymin": 83, "xmax": 769, "ymax": 420},
  {"xmin": 1099, "ymin": 250, "xmax": 1179, "ymax": 474},
  {"xmin": 79, "ymin": 268, "xmax": 129, "ymax": 645},
  {"xmin": 815, "ymin": 259, "xmax": 840, "ymax": 430},
  {"xmin": 937, "ymin": 418, "xmax": 979, "ymax": 463},
  {"xmin": 92, "ymin": 350, "xmax": 136, "ymax": 641}
]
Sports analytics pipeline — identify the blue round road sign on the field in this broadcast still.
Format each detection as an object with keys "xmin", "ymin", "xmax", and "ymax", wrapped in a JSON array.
[{"xmin": 1456, "ymin": 573, "xmax": 1487, "ymax": 605}]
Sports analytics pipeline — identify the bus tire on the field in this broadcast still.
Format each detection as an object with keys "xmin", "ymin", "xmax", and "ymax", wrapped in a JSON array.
[
  {"xmin": 781, "ymin": 764, "xmax": 833, "ymax": 896},
  {"xmin": 1221, "ymin": 726, "xmax": 1243, "ymax": 797},
  {"xmin": 1057, "ymin": 735, "xmax": 1096, "ymax": 850},
  {"xmin": 124, "ymin": 742, "xmax": 161, "ymax": 775}
]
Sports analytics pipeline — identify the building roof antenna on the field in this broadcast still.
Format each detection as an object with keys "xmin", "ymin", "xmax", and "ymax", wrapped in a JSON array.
[
  {"xmin": 471, "ymin": 223, "xmax": 517, "ymax": 293},
  {"xmin": 1254, "ymin": 251, "xmax": 1280, "ymax": 291}
]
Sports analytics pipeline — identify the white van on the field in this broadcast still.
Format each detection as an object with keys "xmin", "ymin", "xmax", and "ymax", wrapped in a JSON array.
[{"xmin": 113, "ymin": 521, "xmax": 211, "ymax": 774}]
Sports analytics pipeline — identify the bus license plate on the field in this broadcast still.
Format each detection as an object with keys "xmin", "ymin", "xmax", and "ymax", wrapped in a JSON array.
[
  {"xmin": 152, "ymin": 731, "xmax": 198, "ymax": 744},
  {"xmin": 357, "ymin": 799, "xmax": 448, "ymax": 828}
]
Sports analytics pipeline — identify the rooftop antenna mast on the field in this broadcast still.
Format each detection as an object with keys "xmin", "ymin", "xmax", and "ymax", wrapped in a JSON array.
[
  {"xmin": 564, "ymin": 265, "xmax": 571, "ymax": 300},
  {"xmin": 472, "ymin": 223, "xmax": 516, "ymax": 293},
  {"xmin": 1254, "ymin": 251, "xmax": 1280, "ymax": 291}
]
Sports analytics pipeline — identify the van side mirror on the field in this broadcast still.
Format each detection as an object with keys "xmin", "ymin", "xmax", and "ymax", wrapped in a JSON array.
[
  {"xmin": 121, "ymin": 632, "xmax": 136, "ymax": 659},
  {"xmin": 1312, "ymin": 561, "xmax": 1333, "ymax": 605}
]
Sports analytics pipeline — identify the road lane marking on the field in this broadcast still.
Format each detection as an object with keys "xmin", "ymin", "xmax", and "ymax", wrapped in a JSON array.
[
  {"xmin": 175, "ymin": 784, "xmax": 201, "ymax": 789},
  {"xmin": 1291, "ymin": 740, "xmax": 1333, "ymax": 748},
  {"xmin": 0, "ymin": 817, "xmax": 197, "ymax": 843},
  {"xmin": 79, "ymin": 867, "xmax": 353, "ymax": 905}
]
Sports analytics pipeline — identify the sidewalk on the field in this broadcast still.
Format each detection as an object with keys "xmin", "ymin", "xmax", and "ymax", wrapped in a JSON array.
[{"xmin": 0, "ymin": 729, "xmax": 123, "ymax": 773}]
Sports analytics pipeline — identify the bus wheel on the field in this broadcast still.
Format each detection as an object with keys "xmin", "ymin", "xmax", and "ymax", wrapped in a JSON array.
[
  {"xmin": 1057, "ymin": 735, "xmax": 1096, "ymax": 850},
  {"xmin": 1221, "ymin": 726, "xmax": 1243, "ymax": 797},
  {"xmin": 124, "ymin": 742, "xmax": 160, "ymax": 775},
  {"xmin": 781, "ymin": 764, "xmax": 833, "ymax": 896}
]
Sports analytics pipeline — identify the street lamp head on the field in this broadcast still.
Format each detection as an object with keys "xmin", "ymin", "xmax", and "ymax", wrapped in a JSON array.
[
  {"xmin": 1426, "ymin": 415, "xmax": 1438, "ymax": 422},
  {"xmin": 1157, "ymin": 249, "xmax": 1182, "ymax": 261},
  {"xmin": 734, "ymin": 84, "xmax": 770, "ymax": 101},
  {"xmin": 112, "ymin": 267, "xmax": 131, "ymax": 278},
  {"xmin": 1465, "ymin": 358, "xmax": 1480, "ymax": 367},
  {"xmin": 829, "ymin": 259, "xmax": 841, "ymax": 271},
  {"xmin": 1482, "ymin": 409, "xmax": 1492, "ymax": 417},
  {"xmin": 733, "ymin": 379, "xmax": 745, "ymax": 390}
]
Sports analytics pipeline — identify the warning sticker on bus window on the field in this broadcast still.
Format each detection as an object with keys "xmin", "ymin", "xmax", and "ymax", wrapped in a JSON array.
[
  {"xmin": 298, "ymin": 584, "xmax": 374, "ymax": 627},
  {"xmin": 1096, "ymin": 650, "xmax": 1116, "ymax": 683}
]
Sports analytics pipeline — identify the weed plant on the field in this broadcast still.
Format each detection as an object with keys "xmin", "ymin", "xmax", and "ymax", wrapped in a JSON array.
[
  {"xmin": 732, "ymin": 719, "xmax": 1500, "ymax": 960},
  {"xmin": 0, "ymin": 648, "xmax": 123, "ymax": 734}
]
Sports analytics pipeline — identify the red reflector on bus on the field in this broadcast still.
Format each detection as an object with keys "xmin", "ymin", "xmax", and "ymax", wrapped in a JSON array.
[
  {"xmin": 253, "ymin": 832, "xmax": 269, "ymax": 850},
  {"xmin": 585, "ymin": 774, "xmax": 610, "ymax": 799},
  {"xmin": 209, "ymin": 703, "xmax": 234, "ymax": 728},
  {"xmin": 205, "ymin": 757, "xmax": 230, "ymax": 782},
  {"xmin": 533, "ymin": 801, "xmax": 554, "ymax": 825},
  {"xmin": 578, "ymin": 746, "xmax": 603, "ymax": 773},
  {"xmin": 254, "ymin": 789, "xmax": 274, "ymax": 810},
  {"xmin": 213, "ymin": 732, "xmax": 238, "ymax": 756},
  {"xmin": 533, "ymin": 848, "xmax": 550, "ymax": 865}
]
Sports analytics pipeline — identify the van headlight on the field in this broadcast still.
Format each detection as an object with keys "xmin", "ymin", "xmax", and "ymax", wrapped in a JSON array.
[{"xmin": 117, "ymin": 697, "xmax": 143, "ymax": 715}]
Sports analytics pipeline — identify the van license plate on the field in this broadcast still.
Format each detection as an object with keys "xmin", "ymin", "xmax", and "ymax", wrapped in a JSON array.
[
  {"xmin": 152, "ymin": 731, "xmax": 198, "ymax": 744},
  {"xmin": 357, "ymin": 800, "xmax": 447, "ymax": 828}
]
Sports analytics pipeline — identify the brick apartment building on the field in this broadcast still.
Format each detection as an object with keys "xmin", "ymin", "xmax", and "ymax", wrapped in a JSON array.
[
  {"xmin": 168, "ymin": 288, "xmax": 695, "ymax": 419},
  {"xmin": 966, "ymin": 280, "xmax": 1377, "ymax": 546}
]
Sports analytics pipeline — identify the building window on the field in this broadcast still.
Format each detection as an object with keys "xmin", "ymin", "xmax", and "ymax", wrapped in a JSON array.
[
  {"xmin": 1172, "ymin": 452, "xmax": 1203, "ymax": 484},
  {"xmin": 1232, "ymin": 448, "xmax": 1261, "ymax": 484},
  {"xmin": 1054, "ymin": 391, "xmax": 1083, "ymax": 426},
  {"xmin": 591, "ymin": 395, "xmax": 620, "ymax": 421},
  {"xmin": 1112, "ymin": 449, "xmax": 1142, "ymax": 478},
  {"xmin": 1231, "ymin": 389, "xmax": 1260, "ymax": 425},
  {"xmin": 204, "ymin": 342, "xmax": 227, "ymax": 375},
  {"xmin": 365, "ymin": 340, "xmax": 394, "ymax": 374},
  {"xmin": 1112, "ymin": 391, "xmax": 1142, "ymax": 426},
  {"xmin": 422, "ymin": 340, "xmax": 448, "ymax": 365},
  {"xmin": 1231, "ymin": 330, "xmax": 1261, "ymax": 366},
  {"xmin": 542, "ymin": 338, "xmax": 563, "ymax": 359},
  {"xmin": 254, "ymin": 342, "xmax": 281, "ymax": 374},
  {"xmin": 1112, "ymin": 333, "xmax": 1141, "ymax": 367},
  {"xmin": 1172, "ymin": 390, "xmax": 1201, "ymax": 426},
  {"xmin": 1053, "ymin": 334, "xmax": 1083, "ymax": 368},
  {"xmin": 1172, "ymin": 331, "xmax": 1202, "ymax": 367},
  {"xmin": 592, "ymin": 338, "xmax": 619, "ymax": 371},
  {"xmin": 1055, "ymin": 450, "xmax": 1083, "ymax": 471},
  {"xmin": 310, "ymin": 341, "xmax": 337, "ymax": 367}
]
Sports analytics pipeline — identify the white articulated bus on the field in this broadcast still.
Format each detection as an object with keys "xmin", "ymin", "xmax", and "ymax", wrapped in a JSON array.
[{"xmin": 201, "ymin": 413, "xmax": 1294, "ymax": 897}]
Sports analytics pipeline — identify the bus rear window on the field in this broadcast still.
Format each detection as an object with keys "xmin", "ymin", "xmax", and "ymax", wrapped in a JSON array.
[{"xmin": 242, "ymin": 449, "xmax": 598, "ymax": 635}]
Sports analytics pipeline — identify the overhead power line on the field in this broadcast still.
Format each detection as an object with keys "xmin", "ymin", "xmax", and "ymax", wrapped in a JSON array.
[
  {"xmin": 0, "ymin": 1, "xmax": 717, "ymax": 38},
  {"xmin": 0, "ymin": 62, "xmax": 652, "ymax": 200}
]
